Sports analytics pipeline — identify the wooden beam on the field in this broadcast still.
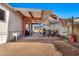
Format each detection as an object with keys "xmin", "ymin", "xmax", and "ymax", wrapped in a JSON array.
[
  {"xmin": 32, "ymin": 23, "xmax": 41, "ymax": 24},
  {"xmin": 50, "ymin": 14, "xmax": 57, "ymax": 19},
  {"xmin": 27, "ymin": 17, "xmax": 41, "ymax": 20},
  {"xmin": 17, "ymin": 10, "xmax": 41, "ymax": 20},
  {"xmin": 28, "ymin": 11, "xmax": 34, "ymax": 18},
  {"xmin": 41, "ymin": 10, "xmax": 44, "ymax": 19},
  {"xmin": 16, "ymin": 11, "xmax": 25, "ymax": 16}
]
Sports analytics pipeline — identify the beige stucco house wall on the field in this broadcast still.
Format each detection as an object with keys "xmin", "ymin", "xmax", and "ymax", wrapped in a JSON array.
[
  {"xmin": 0, "ymin": 4, "xmax": 9, "ymax": 44},
  {"xmin": 0, "ymin": 4, "xmax": 22, "ymax": 44},
  {"xmin": 8, "ymin": 7, "xmax": 22, "ymax": 41}
]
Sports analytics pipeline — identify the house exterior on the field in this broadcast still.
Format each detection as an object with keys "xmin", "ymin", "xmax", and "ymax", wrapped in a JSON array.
[
  {"xmin": 49, "ymin": 14, "xmax": 69, "ymax": 38},
  {"xmin": 59, "ymin": 19, "xmax": 69, "ymax": 38},
  {"xmin": 74, "ymin": 18, "xmax": 79, "ymax": 42},
  {"xmin": 0, "ymin": 3, "xmax": 70, "ymax": 44},
  {"xmin": 0, "ymin": 3, "xmax": 53, "ymax": 44},
  {"xmin": 0, "ymin": 3, "xmax": 22, "ymax": 44},
  {"xmin": 67, "ymin": 17, "xmax": 79, "ymax": 42}
]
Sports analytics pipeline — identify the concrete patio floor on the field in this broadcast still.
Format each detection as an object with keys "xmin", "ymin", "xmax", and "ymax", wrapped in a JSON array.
[
  {"xmin": 0, "ymin": 42, "xmax": 61, "ymax": 56},
  {"xmin": 0, "ymin": 36, "xmax": 79, "ymax": 56},
  {"xmin": 16, "ymin": 37, "xmax": 79, "ymax": 56}
]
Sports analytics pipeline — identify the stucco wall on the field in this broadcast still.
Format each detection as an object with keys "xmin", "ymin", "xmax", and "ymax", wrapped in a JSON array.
[
  {"xmin": 0, "ymin": 4, "xmax": 9, "ymax": 44},
  {"xmin": 8, "ymin": 11, "xmax": 22, "ymax": 32},
  {"xmin": 0, "ymin": 4, "xmax": 22, "ymax": 43},
  {"xmin": 8, "ymin": 8, "xmax": 22, "ymax": 40}
]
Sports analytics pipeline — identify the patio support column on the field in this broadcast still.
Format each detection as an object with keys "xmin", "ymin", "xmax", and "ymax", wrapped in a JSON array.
[
  {"xmin": 30, "ymin": 19, "xmax": 32, "ymax": 31},
  {"xmin": 22, "ymin": 16, "xmax": 26, "ymax": 35},
  {"xmin": 28, "ymin": 18, "xmax": 32, "ymax": 31},
  {"xmin": 71, "ymin": 16, "xmax": 75, "ymax": 45},
  {"xmin": 28, "ymin": 18, "xmax": 30, "ymax": 30}
]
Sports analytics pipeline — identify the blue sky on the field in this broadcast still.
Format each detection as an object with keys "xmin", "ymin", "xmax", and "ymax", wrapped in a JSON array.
[{"xmin": 10, "ymin": 3, "xmax": 79, "ymax": 18}]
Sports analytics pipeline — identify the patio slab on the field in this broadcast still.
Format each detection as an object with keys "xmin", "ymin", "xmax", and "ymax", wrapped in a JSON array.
[{"xmin": 0, "ymin": 42, "xmax": 61, "ymax": 56}]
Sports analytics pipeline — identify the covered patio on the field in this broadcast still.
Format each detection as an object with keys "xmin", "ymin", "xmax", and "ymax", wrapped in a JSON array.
[{"xmin": 14, "ymin": 8, "xmax": 52, "ymax": 36}]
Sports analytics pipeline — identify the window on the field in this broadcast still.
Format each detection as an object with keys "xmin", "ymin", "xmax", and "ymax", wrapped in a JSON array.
[{"xmin": 0, "ymin": 9, "xmax": 5, "ymax": 21}]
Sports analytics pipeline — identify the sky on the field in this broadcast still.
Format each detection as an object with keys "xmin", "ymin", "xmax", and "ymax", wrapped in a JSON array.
[{"xmin": 10, "ymin": 3, "xmax": 79, "ymax": 18}]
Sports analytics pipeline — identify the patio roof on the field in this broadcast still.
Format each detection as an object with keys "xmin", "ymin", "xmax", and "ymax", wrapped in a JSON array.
[
  {"xmin": 14, "ymin": 8, "xmax": 42, "ymax": 18},
  {"xmin": 49, "ymin": 16, "xmax": 59, "ymax": 24},
  {"xmin": 14, "ymin": 8, "xmax": 53, "ymax": 24}
]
